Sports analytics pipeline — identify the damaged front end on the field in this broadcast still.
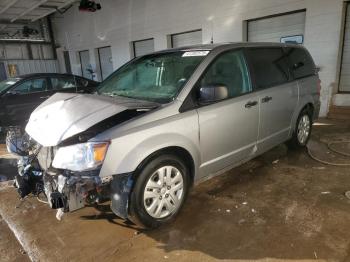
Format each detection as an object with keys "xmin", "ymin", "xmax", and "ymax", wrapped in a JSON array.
[
  {"xmin": 7, "ymin": 129, "xmax": 113, "ymax": 220},
  {"xmin": 7, "ymin": 93, "xmax": 158, "ymax": 221}
]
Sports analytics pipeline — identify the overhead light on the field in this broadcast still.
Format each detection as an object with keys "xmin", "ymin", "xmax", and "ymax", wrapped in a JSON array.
[
  {"xmin": 79, "ymin": 0, "xmax": 101, "ymax": 12},
  {"xmin": 0, "ymin": 38, "xmax": 45, "ymax": 42}
]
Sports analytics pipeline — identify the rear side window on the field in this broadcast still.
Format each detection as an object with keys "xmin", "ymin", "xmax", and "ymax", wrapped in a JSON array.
[
  {"xmin": 285, "ymin": 47, "xmax": 315, "ymax": 79},
  {"xmin": 51, "ymin": 77, "xmax": 76, "ymax": 90},
  {"xmin": 245, "ymin": 48, "xmax": 290, "ymax": 90}
]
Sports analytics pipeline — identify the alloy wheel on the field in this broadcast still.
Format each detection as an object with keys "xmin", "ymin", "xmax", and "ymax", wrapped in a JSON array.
[
  {"xmin": 297, "ymin": 114, "xmax": 311, "ymax": 145},
  {"xmin": 143, "ymin": 165, "xmax": 184, "ymax": 219}
]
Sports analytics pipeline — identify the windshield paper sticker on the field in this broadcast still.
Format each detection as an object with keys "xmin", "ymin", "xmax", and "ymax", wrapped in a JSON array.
[{"xmin": 182, "ymin": 51, "xmax": 210, "ymax": 57}]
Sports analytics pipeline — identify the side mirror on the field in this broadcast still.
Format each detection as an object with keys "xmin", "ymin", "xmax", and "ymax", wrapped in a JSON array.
[
  {"xmin": 4, "ymin": 90, "xmax": 19, "ymax": 97},
  {"xmin": 198, "ymin": 84, "xmax": 229, "ymax": 104}
]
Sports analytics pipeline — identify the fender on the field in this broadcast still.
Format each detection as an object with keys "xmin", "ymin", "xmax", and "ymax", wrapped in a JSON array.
[{"xmin": 99, "ymin": 132, "xmax": 201, "ymax": 179}]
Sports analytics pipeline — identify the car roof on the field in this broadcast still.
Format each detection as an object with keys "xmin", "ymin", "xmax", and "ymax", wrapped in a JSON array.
[
  {"xmin": 155, "ymin": 42, "xmax": 304, "ymax": 54},
  {"xmin": 16, "ymin": 73, "xmax": 90, "ymax": 80}
]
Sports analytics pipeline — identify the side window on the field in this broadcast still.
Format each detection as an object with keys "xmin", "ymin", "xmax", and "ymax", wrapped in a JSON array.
[
  {"xmin": 51, "ymin": 77, "xmax": 76, "ymax": 90},
  {"xmin": 286, "ymin": 47, "xmax": 315, "ymax": 79},
  {"xmin": 246, "ymin": 48, "xmax": 290, "ymax": 89},
  {"xmin": 13, "ymin": 78, "xmax": 47, "ymax": 94},
  {"xmin": 199, "ymin": 50, "xmax": 251, "ymax": 98}
]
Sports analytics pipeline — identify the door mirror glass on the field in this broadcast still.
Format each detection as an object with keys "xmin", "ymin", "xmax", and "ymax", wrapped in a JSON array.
[{"xmin": 199, "ymin": 84, "xmax": 228, "ymax": 104}]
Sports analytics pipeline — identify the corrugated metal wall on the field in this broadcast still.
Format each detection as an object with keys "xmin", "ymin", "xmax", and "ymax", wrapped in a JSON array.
[{"xmin": 1, "ymin": 59, "xmax": 59, "ymax": 78}]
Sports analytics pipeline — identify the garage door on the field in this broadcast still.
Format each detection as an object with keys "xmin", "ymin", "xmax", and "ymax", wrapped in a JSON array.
[
  {"xmin": 133, "ymin": 39, "xmax": 154, "ymax": 57},
  {"xmin": 247, "ymin": 11, "xmax": 306, "ymax": 43},
  {"xmin": 171, "ymin": 30, "xmax": 202, "ymax": 48},
  {"xmin": 98, "ymin": 46, "xmax": 114, "ymax": 80},
  {"xmin": 339, "ymin": 4, "xmax": 350, "ymax": 92}
]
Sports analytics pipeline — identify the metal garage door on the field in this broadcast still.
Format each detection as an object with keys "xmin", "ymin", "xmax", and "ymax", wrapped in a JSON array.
[
  {"xmin": 79, "ymin": 50, "xmax": 91, "ymax": 79},
  {"xmin": 133, "ymin": 39, "xmax": 154, "ymax": 57},
  {"xmin": 247, "ymin": 11, "xmax": 306, "ymax": 43},
  {"xmin": 339, "ymin": 3, "xmax": 350, "ymax": 92},
  {"xmin": 98, "ymin": 46, "xmax": 114, "ymax": 80},
  {"xmin": 171, "ymin": 30, "xmax": 202, "ymax": 48}
]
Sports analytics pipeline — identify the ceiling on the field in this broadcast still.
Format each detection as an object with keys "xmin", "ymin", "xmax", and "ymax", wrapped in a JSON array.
[{"xmin": 0, "ymin": 0, "xmax": 76, "ymax": 40}]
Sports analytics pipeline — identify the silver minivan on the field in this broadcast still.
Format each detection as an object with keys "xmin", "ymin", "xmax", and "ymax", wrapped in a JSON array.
[{"xmin": 8, "ymin": 43, "xmax": 320, "ymax": 228}]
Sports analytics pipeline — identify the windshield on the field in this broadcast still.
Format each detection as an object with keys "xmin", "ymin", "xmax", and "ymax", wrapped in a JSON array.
[
  {"xmin": 0, "ymin": 78, "xmax": 20, "ymax": 93},
  {"xmin": 97, "ymin": 51, "xmax": 209, "ymax": 103}
]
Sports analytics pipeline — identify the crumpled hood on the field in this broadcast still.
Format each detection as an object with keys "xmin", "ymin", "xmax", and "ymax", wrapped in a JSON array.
[{"xmin": 25, "ymin": 93, "xmax": 158, "ymax": 147}]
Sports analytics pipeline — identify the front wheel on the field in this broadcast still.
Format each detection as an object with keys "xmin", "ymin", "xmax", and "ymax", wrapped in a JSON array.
[
  {"xmin": 129, "ymin": 154, "xmax": 190, "ymax": 228},
  {"xmin": 287, "ymin": 109, "xmax": 312, "ymax": 149}
]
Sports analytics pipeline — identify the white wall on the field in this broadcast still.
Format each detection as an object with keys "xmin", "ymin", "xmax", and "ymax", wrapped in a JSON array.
[{"xmin": 52, "ymin": 0, "xmax": 345, "ymax": 117}]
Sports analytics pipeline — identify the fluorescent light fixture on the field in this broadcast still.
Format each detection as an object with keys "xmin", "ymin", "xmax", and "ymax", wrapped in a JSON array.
[{"xmin": 0, "ymin": 38, "xmax": 45, "ymax": 42}]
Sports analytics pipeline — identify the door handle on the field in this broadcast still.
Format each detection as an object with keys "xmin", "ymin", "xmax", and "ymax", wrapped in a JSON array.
[
  {"xmin": 261, "ymin": 96, "xmax": 272, "ymax": 103},
  {"xmin": 40, "ymin": 96, "xmax": 50, "ymax": 99},
  {"xmin": 245, "ymin": 101, "xmax": 258, "ymax": 108}
]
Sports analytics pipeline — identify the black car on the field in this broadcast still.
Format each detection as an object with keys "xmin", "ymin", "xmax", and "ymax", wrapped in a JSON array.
[{"xmin": 0, "ymin": 73, "xmax": 98, "ymax": 129}]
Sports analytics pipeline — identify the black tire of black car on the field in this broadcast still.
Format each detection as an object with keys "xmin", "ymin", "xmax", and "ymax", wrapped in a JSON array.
[
  {"xmin": 287, "ymin": 108, "xmax": 313, "ymax": 150},
  {"xmin": 128, "ymin": 154, "xmax": 190, "ymax": 229}
]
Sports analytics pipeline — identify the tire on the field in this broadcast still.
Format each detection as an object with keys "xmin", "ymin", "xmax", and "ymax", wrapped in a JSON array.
[
  {"xmin": 287, "ymin": 108, "xmax": 312, "ymax": 149},
  {"xmin": 129, "ymin": 154, "xmax": 190, "ymax": 229}
]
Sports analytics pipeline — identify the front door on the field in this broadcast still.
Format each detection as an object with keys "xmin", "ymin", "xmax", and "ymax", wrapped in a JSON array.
[
  {"xmin": 3, "ymin": 77, "xmax": 53, "ymax": 126},
  {"xmin": 196, "ymin": 49, "xmax": 259, "ymax": 177}
]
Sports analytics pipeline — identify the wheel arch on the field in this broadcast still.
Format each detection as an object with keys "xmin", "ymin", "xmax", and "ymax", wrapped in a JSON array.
[
  {"xmin": 132, "ymin": 146, "xmax": 196, "ymax": 186},
  {"xmin": 290, "ymin": 101, "xmax": 315, "ymax": 135}
]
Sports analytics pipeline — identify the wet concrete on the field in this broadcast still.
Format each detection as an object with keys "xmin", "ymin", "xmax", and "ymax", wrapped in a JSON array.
[
  {"xmin": 0, "ymin": 143, "xmax": 30, "ymax": 262},
  {"xmin": 0, "ymin": 214, "xmax": 30, "ymax": 262},
  {"xmin": 0, "ymin": 119, "xmax": 350, "ymax": 262}
]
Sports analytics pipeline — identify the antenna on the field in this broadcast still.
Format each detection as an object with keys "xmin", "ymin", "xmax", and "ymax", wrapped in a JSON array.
[{"xmin": 210, "ymin": 19, "xmax": 214, "ymax": 44}]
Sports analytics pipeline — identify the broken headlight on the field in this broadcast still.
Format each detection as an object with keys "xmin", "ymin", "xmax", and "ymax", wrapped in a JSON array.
[{"xmin": 52, "ymin": 142, "xmax": 109, "ymax": 172}]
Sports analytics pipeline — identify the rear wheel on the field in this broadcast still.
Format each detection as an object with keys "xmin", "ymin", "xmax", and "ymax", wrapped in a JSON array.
[
  {"xmin": 129, "ymin": 154, "xmax": 190, "ymax": 228},
  {"xmin": 287, "ymin": 108, "xmax": 312, "ymax": 149}
]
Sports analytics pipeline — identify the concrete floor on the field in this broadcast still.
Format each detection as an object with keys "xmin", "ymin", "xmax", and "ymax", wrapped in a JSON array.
[{"xmin": 1, "ymin": 119, "xmax": 350, "ymax": 262}]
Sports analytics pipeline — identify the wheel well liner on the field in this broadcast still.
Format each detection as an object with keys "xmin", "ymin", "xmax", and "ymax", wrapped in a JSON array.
[{"xmin": 304, "ymin": 103, "xmax": 314, "ymax": 116}]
